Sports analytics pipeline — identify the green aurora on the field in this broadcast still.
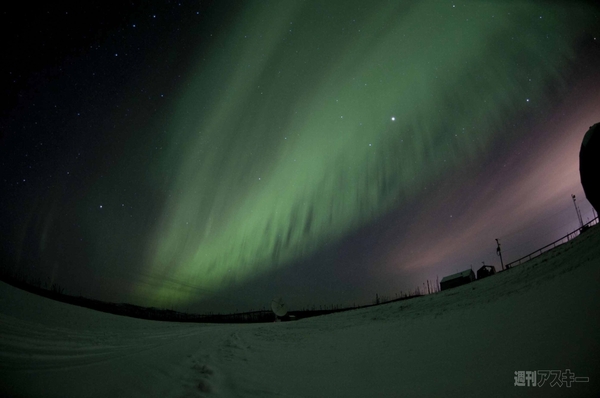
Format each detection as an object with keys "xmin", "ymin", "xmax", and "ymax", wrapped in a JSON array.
[{"xmin": 130, "ymin": 1, "xmax": 596, "ymax": 305}]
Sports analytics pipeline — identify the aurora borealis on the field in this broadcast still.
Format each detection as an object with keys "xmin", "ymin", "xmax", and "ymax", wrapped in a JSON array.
[{"xmin": 2, "ymin": 1, "xmax": 600, "ymax": 312}]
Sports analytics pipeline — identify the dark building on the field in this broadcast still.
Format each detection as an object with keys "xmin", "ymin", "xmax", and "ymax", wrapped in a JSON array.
[
  {"xmin": 477, "ymin": 265, "xmax": 496, "ymax": 280},
  {"xmin": 440, "ymin": 269, "xmax": 475, "ymax": 291},
  {"xmin": 580, "ymin": 122, "xmax": 600, "ymax": 213}
]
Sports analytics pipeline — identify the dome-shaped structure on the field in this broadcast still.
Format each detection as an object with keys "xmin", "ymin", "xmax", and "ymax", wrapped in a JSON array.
[{"xmin": 580, "ymin": 122, "xmax": 600, "ymax": 213}]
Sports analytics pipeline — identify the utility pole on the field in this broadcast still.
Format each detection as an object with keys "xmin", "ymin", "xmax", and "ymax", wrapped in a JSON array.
[
  {"xmin": 572, "ymin": 194, "xmax": 584, "ymax": 229},
  {"xmin": 496, "ymin": 238, "xmax": 505, "ymax": 270}
]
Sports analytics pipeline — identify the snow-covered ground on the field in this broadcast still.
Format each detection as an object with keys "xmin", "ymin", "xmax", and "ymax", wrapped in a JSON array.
[{"xmin": 1, "ymin": 226, "xmax": 599, "ymax": 398}]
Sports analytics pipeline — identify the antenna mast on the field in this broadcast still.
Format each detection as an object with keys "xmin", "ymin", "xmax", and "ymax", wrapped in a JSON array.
[{"xmin": 572, "ymin": 194, "xmax": 584, "ymax": 229}]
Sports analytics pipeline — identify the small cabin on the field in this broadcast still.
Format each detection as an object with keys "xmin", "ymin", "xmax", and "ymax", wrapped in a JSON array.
[
  {"xmin": 440, "ymin": 269, "xmax": 475, "ymax": 291},
  {"xmin": 477, "ymin": 265, "xmax": 496, "ymax": 280}
]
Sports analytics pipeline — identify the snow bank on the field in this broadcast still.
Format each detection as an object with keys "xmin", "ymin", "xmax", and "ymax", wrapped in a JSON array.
[{"xmin": 1, "ymin": 226, "xmax": 599, "ymax": 397}]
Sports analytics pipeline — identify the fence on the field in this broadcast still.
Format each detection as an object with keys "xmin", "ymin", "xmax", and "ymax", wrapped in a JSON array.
[{"xmin": 503, "ymin": 216, "xmax": 599, "ymax": 269}]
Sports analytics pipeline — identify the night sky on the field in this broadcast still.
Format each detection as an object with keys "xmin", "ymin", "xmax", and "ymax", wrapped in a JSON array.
[{"xmin": 2, "ymin": 1, "xmax": 599, "ymax": 313}]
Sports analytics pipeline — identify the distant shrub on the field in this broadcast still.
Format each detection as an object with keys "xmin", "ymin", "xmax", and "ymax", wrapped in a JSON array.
[{"xmin": 50, "ymin": 283, "xmax": 64, "ymax": 295}]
